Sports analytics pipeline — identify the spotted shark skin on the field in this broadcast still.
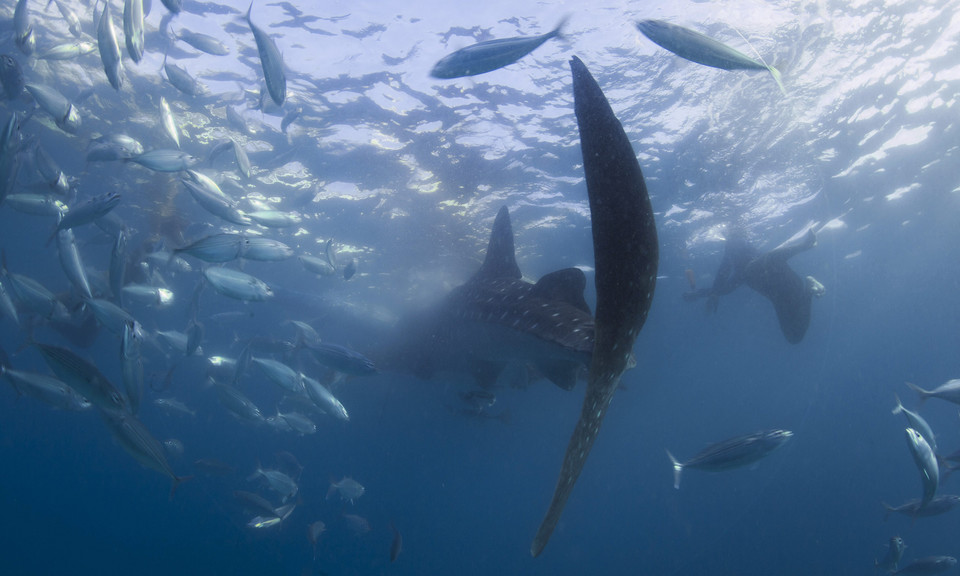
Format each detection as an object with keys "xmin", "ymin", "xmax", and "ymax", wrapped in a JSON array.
[
  {"xmin": 530, "ymin": 56, "xmax": 659, "ymax": 557},
  {"xmin": 387, "ymin": 205, "xmax": 597, "ymax": 391}
]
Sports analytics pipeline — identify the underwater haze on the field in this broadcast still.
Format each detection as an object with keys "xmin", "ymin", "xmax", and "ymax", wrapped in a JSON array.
[{"xmin": 1, "ymin": 0, "xmax": 960, "ymax": 574}]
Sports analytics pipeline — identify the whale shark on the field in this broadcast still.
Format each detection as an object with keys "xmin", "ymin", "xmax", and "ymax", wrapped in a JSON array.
[
  {"xmin": 385, "ymin": 205, "xmax": 597, "ymax": 391},
  {"xmin": 530, "ymin": 56, "xmax": 659, "ymax": 556}
]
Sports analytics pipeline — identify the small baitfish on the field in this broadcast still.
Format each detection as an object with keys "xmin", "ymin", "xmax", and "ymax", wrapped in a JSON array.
[
  {"xmin": 246, "ymin": 1, "xmax": 286, "ymax": 106},
  {"xmin": 327, "ymin": 476, "xmax": 365, "ymax": 504},
  {"xmin": 635, "ymin": 19, "xmax": 785, "ymax": 95},
  {"xmin": 667, "ymin": 429, "xmax": 793, "ymax": 489},
  {"xmin": 431, "ymin": 16, "xmax": 567, "ymax": 79},
  {"xmin": 904, "ymin": 427, "xmax": 938, "ymax": 509},
  {"xmin": 203, "ymin": 267, "xmax": 273, "ymax": 301}
]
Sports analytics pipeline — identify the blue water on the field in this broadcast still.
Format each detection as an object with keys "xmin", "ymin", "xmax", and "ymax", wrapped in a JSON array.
[{"xmin": 2, "ymin": 0, "xmax": 960, "ymax": 574}]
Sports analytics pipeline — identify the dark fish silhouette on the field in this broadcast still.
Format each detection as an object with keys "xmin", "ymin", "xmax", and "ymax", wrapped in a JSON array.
[{"xmin": 531, "ymin": 55, "xmax": 658, "ymax": 557}]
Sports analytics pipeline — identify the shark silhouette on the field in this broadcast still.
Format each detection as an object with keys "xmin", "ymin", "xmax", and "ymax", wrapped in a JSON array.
[
  {"xmin": 529, "ymin": 56, "xmax": 659, "ymax": 556},
  {"xmin": 387, "ymin": 205, "xmax": 597, "ymax": 391}
]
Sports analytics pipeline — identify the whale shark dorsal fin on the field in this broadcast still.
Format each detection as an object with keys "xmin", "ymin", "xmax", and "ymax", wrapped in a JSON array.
[
  {"xmin": 531, "ymin": 268, "xmax": 591, "ymax": 315},
  {"xmin": 477, "ymin": 206, "xmax": 522, "ymax": 280}
]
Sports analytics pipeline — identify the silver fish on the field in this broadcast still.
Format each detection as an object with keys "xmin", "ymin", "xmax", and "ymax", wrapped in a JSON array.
[
  {"xmin": 0, "ymin": 272, "xmax": 19, "ymax": 326},
  {"xmin": 635, "ymin": 20, "xmax": 785, "ymax": 95},
  {"xmin": 101, "ymin": 410, "xmax": 189, "ymax": 497},
  {"xmin": 128, "ymin": 149, "xmax": 198, "ymax": 172},
  {"xmin": 281, "ymin": 106, "xmax": 301, "ymax": 133},
  {"xmin": 4, "ymin": 194, "xmax": 67, "ymax": 216},
  {"xmin": 226, "ymin": 105, "xmax": 249, "ymax": 134},
  {"xmin": 214, "ymin": 380, "xmax": 263, "ymax": 422},
  {"xmin": 302, "ymin": 374, "xmax": 349, "ymax": 421},
  {"xmin": 232, "ymin": 140, "xmax": 251, "ymax": 178},
  {"xmin": 667, "ymin": 429, "xmax": 793, "ymax": 489},
  {"xmin": 121, "ymin": 320, "xmax": 144, "ymax": 414},
  {"xmin": 240, "ymin": 237, "xmax": 294, "ymax": 261},
  {"xmin": 155, "ymin": 330, "xmax": 198, "ymax": 356},
  {"xmin": 907, "ymin": 380, "xmax": 960, "ymax": 406},
  {"xmin": 38, "ymin": 41, "xmax": 97, "ymax": 60},
  {"xmin": 247, "ymin": 210, "xmax": 301, "ymax": 228},
  {"xmin": 876, "ymin": 536, "xmax": 906, "ymax": 575},
  {"xmin": 86, "ymin": 298, "xmax": 137, "ymax": 335},
  {"xmin": 893, "ymin": 394, "xmax": 936, "ymax": 452},
  {"xmin": 278, "ymin": 411, "xmax": 315, "ymax": 435},
  {"xmin": 893, "ymin": 556, "xmax": 957, "ymax": 576},
  {"xmin": 51, "ymin": 192, "xmax": 121, "ymax": 240},
  {"xmin": 299, "ymin": 255, "xmax": 336, "ymax": 276},
  {"xmin": 97, "ymin": 1, "xmax": 124, "ymax": 91},
  {"xmin": 34, "ymin": 145, "xmax": 70, "ymax": 193},
  {"xmin": 122, "ymin": 284, "xmax": 174, "ymax": 307},
  {"xmin": 110, "ymin": 230, "xmax": 126, "ymax": 305},
  {"xmin": 204, "ymin": 268, "xmax": 273, "ymax": 301},
  {"xmin": 163, "ymin": 57, "xmax": 201, "ymax": 96},
  {"xmin": 14, "ymin": 0, "xmax": 35, "ymax": 55},
  {"xmin": 25, "ymin": 83, "xmax": 81, "ymax": 133},
  {"xmin": 123, "ymin": 0, "xmax": 144, "ymax": 63},
  {"xmin": 154, "ymin": 397, "xmax": 196, "ymax": 417},
  {"xmin": 1, "ymin": 365, "xmax": 91, "ymax": 410},
  {"xmin": 883, "ymin": 495, "xmax": 960, "ymax": 520},
  {"xmin": 176, "ymin": 28, "xmax": 229, "ymax": 55},
  {"xmin": 251, "ymin": 357, "xmax": 301, "ymax": 392},
  {"xmin": 327, "ymin": 476, "xmax": 364, "ymax": 503},
  {"xmin": 160, "ymin": 96, "xmax": 180, "ymax": 149},
  {"xmin": 57, "ymin": 227, "xmax": 92, "ymax": 299},
  {"xmin": 49, "ymin": 0, "xmax": 82, "ymax": 38},
  {"xmin": 246, "ymin": 2, "xmax": 286, "ymax": 106},
  {"xmin": 174, "ymin": 233, "xmax": 245, "ymax": 263},
  {"xmin": 35, "ymin": 343, "xmax": 126, "ymax": 414},
  {"xmin": 184, "ymin": 183, "xmax": 250, "ymax": 225},
  {"xmin": 430, "ymin": 16, "xmax": 567, "ymax": 79},
  {"xmin": 248, "ymin": 466, "xmax": 298, "ymax": 501},
  {"xmin": 905, "ymin": 427, "xmax": 938, "ymax": 509},
  {"xmin": 89, "ymin": 134, "xmax": 144, "ymax": 161},
  {"xmin": 8, "ymin": 272, "xmax": 68, "ymax": 320}
]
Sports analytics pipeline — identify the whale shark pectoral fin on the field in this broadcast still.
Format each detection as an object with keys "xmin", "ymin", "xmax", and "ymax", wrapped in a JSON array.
[
  {"xmin": 531, "ymin": 268, "xmax": 590, "ymax": 315},
  {"xmin": 537, "ymin": 360, "xmax": 582, "ymax": 391},
  {"xmin": 531, "ymin": 55, "xmax": 658, "ymax": 557},
  {"xmin": 476, "ymin": 206, "xmax": 522, "ymax": 280}
]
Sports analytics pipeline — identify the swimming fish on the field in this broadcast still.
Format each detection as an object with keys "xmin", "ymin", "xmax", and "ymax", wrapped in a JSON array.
[
  {"xmin": 97, "ymin": 1, "xmax": 124, "ymax": 91},
  {"xmin": 431, "ymin": 16, "xmax": 567, "ymax": 79},
  {"xmin": 905, "ymin": 427, "xmax": 938, "ymax": 509},
  {"xmin": 667, "ymin": 429, "xmax": 793, "ymax": 489},
  {"xmin": 246, "ymin": 2, "xmax": 286, "ymax": 106},
  {"xmin": 635, "ymin": 19, "xmax": 785, "ymax": 95}
]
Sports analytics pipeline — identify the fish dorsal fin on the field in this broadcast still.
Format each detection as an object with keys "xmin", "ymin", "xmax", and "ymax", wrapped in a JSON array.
[
  {"xmin": 476, "ymin": 206, "xmax": 521, "ymax": 280},
  {"xmin": 531, "ymin": 268, "xmax": 591, "ymax": 314}
]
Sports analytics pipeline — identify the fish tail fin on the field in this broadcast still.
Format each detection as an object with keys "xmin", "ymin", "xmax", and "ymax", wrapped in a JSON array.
[
  {"xmin": 666, "ymin": 450, "xmax": 683, "ymax": 489},
  {"xmin": 891, "ymin": 393, "xmax": 904, "ymax": 415},
  {"xmin": 246, "ymin": 1, "xmax": 254, "ymax": 21},
  {"xmin": 732, "ymin": 27, "xmax": 786, "ymax": 96},
  {"xmin": 169, "ymin": 475, "xmax": 193, "ymax": 500},
  {"xmin": 767, "ymin": 65, "xmax": 787, "ymax": 96},
  {"xmin": 881, "ymin": 501, "xmax": 895, "ymax": 521},
  {"xmin": 552, "ymin": 14, "xmax": 571, "ymax": 40},
  {"xmin": 905, "ymin": 381, "xmax": 930, "ymax": 404},
  {"xmin": 325, "ymin": 476, "xmax": 337, "ymax": 500}
]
